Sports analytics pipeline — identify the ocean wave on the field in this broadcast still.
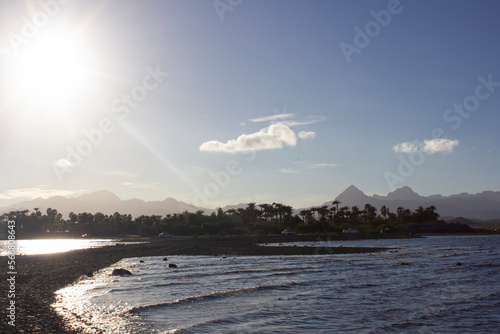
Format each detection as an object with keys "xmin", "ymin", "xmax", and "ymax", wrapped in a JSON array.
[
  {"xmin": 223, "ymin": 265, "xmax": 317, "ymax": 275},
  {"xmin": 150, "ymin": 281, "xmax": 192, "ymax": 288},
  {"xmin": 130, "ymin": 285, "xmax": 284, "ymax": 313}
]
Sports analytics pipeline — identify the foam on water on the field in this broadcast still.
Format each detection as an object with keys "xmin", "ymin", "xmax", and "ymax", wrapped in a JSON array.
[{"xmin": 53, "ymin": 235, "xmax": 500, "ymax": 333}]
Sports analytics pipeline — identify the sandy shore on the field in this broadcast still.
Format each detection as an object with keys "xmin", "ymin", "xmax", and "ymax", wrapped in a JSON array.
[{"xmin": 1, "ymin": 234, "xmax": 389, "ymax": 333}]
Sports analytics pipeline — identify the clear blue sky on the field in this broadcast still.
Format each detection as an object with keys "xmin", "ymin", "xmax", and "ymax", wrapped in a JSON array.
[{"xmin": 1, "ymin": 0, "xmax": 499, "ymax": 209}]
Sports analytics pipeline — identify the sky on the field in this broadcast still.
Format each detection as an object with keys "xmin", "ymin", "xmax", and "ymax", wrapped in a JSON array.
[{"xmin": 1, "ymin": 0, "xmax": 499, "ymax": 210}]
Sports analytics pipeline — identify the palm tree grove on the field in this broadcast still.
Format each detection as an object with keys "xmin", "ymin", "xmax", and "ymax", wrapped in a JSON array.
[{"xmin": 1, "ymin": 202, "xmax": 473, "ymax": 238}]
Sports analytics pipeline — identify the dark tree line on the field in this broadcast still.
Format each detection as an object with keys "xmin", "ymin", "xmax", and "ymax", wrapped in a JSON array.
[{"xmin": 1, "ymin": 201, "xmax": 447, "ymax": 238}]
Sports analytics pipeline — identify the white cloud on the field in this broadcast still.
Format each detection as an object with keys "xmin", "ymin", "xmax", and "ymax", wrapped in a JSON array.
[
  {"xmin": 0, "ymin": 187, "xmax": 84, "ymax": 200},
  {"xmin": 393, "ymin": 141, "xmax": 420, "ymax": 153},
  {"xmin": 298, "ymin": 131, "xmax": 316, "ymax": 140},
  {"xmin": 249, "ymin": 113, "xmax": 296, "ymax": 123},
  {"xmin": 280, "ymin": 161, "xmax": 341, "ymax": 173},
  {"xmin": 423, "ymin": 139, "xmax": 460, "ymax": 153},
  {"xmin": 393, "ymin": 139, "xmax": 459, "ymax": 154},
  {"xmin": 200, "ymin": 123, "xmax": 298, "ymax": 153}
]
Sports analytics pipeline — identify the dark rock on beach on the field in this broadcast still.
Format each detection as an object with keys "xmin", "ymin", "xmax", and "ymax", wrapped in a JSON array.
[{"xmin": 111, "ymin": 268, "xmax": 133, "ymax": 276}]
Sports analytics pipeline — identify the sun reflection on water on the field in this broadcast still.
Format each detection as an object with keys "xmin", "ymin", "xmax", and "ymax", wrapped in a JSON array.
[
  {"xmin": 0, "ymin": 239, "xmax": 137, "ymax": 256},
  {"xmin": 52, "ymin": 265, "xmax": 142, "ymax": 334}
]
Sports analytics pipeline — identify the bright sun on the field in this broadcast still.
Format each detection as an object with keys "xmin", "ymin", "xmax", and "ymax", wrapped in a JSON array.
[{"xmin": 9, "ymin": 32, "xmax": 94, "ymax": 110}]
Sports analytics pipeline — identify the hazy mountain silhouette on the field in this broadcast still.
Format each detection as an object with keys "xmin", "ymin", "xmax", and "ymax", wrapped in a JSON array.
[
  {"xmin": 322, "ymin": 185, "xmax": 500, "ymax": 220},
  {"xmin": 0, "ymin": 190, "xmax": 213, "ymax": 218},
  {"xmin": 2, "ymin": 186, "xmax": 500, "ymax": 220}
]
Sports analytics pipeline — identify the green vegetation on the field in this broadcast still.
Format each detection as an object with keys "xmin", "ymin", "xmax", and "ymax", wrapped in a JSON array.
[{"xmin": 0, "ymin": 201, "xmax": 455, "ymax": 238}]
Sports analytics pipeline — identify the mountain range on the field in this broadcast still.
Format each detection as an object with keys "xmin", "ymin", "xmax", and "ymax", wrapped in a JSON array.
[
  {"xmin": 1, "ymin": 186, "xmax": 500, "ymax": 220},
  {"xmin": 320, "ymin": 185, "xmax": 500, "ymax": 220},
  {"xmin": 0, "ymin": 190, "xmax": 210, "ymax": 218}
]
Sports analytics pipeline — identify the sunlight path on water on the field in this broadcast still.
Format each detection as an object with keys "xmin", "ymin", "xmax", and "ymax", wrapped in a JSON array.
[{"xmin": 0, "ymin": 239, "xmax": 145, "ymax": 256}]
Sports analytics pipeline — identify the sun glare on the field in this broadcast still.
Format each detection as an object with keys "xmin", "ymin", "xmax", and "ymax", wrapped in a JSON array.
[{"xmin": 9, "ymin": 32, "xmax": 94, "ymax": 111}]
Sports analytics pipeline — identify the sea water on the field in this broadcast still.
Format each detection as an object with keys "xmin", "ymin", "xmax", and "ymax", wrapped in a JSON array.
[{"xmin": 53, "ymin": 235, "xmax": 500, "ymax": 333}]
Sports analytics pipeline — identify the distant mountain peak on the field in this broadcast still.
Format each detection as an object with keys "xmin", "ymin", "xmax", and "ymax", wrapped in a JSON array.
[
  {"xmin": 335, "ymin": 185, "xmax": 369, "ymax": 205},
  {"xmin": 342, "ymin": 185, "xmax": 363, "ymax": 194},
  {"xmin": 387, "ymin": 186, "xmax": 423, "ymax": 201},
  {"xmin": 77, "ymin": 190, "xmax": 122, "ymax": 204},
  {"xmin": 88, "ymin": 190, "xmax": 121, "ymax": 198}
]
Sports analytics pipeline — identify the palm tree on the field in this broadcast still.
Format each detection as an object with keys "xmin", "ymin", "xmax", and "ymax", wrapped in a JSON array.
[
  {"xmin": 282, "ymin": 205, "xmax": 293, "ymax": 218},
  {"xmin": 351, "ymin": 206, "xmax": 361, "ymax": 222},
  {"xmin": 317, "ymin": 205, "xmax": 329, "ymax": 222},
  {"xmin": 424, "ymin": 205, "xmax": 439, "ymax": 222},
  {"xmin": 414, "ymin": 206, "xmax": 425, "ymax": 223},
  {"xmin": 272, "ymin": 203, "xmax": 285, "ymax": 222},
  {"xmin": 217, "ymin": 207, "xmax": 224, "ymax": 217},
  {"xmin": 337, "ymin": 206, "xmax": 350, "ymax": 223},
  {"xmin": 258, "ymin": 204, "xmax": 273, "ymax": 221},
  {"xmin": 299, "ymin": 209, "xmax": 309, "ymax": 223},
  {"xmin": 226, "ymin": 209, "xmax": 237, "ymax": 216},
  {"xmin": 380, "ymin": 205, "xmax": 389, "ymax": 220},
  {"xmin": 364, "ymin": 204, "xmax": 377, "ymax": 219},
  {"xmin": 396, "ymin": 206, "xmax": 405, "ymax": 219},
  {"xmin": 246, "ymin": 202, "xmax": 258, "ymax": 222}
]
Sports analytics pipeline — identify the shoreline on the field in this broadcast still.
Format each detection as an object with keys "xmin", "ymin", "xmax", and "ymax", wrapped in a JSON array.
[{"xmin": 1, "ymin": 234, "xmax": 393, "ymax": 333}]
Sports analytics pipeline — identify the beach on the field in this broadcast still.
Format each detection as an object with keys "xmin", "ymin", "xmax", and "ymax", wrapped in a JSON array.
[{"xmin": 1, "ymin": 234, "xmax": 388, "ymax": 333}]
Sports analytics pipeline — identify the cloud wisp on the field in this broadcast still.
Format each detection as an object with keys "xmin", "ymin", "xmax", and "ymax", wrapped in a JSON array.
[
  {"xmin": 298, "ymin": 131, "xmax": 316, "ymax": 140},
  {"xmin": 248, "ymin": 112, "xmax": 327, "ymax": 127},
  {"xmin": 249, "ymin": 113, "xmax": 296, "ymax": 123},
  {"xmin": 200, "ymin": 123, "xmax": 302, "ymax": 153},
  {"xmin": 280, "ymin": 161, "xmax": 341, "ymax": 173},
  {"xmin": 0, "ymin": 187, "xmax": 83, "ymax": 200},
  {"xmin": 393, "ymin": 138, "xmax": 460, "ymax": 154},
  {"xmin": 281, "ymin": 115, "xmax": 328, "ymax": 127}
]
